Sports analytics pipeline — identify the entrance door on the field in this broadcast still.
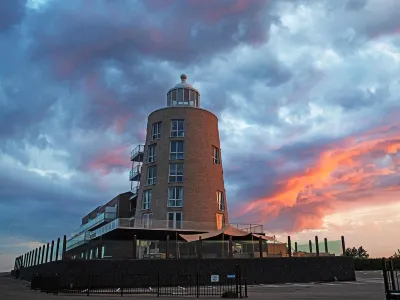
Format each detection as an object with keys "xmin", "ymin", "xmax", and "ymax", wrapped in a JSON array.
[{"xmin": 167, "ymin": 212, "xmax": 182, "ymax": 229}]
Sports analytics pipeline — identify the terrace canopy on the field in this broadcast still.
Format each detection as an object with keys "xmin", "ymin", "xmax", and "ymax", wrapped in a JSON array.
[{"xmin": 179, "ymin": 225, "xmax": 276, "ymax": 242}]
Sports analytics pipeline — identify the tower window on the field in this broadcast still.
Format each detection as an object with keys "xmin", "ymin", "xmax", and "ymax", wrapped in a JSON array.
[
  {"xmin": 168, "ymin": 187, "xmax": 183, "ymax": 207},
  {"xmin": 170, "ymin": 141, "xmax": 184, "ymax": 160},
  {"xmin": 169, "ymin": 163, "xmax": 184, "ymax": 182},
  {"xmin": 167, "ymin": 212, "xmax": 182, "ymax": 229},
  {"xmin": 183, "ymin": 89, "xmax": 190, "ymax": 105},
  {"xmin": 190, "ymin": 90, "xmax": 196, "ymax": 107},
  {"xmin": 147, "ymin": 144, "xmax": 156, "ymax": 163},
  {"xmin": 171, "ymin": 90, "xmax": 177, "ymax": 106},
  {"xmin": 152, "ymin": 122, "xmax": 161, "ymax": 140},
  {"xmin": 142, "ymin": 189, "xmax": 152, "ymax": 210},
  {"xmin": 177, "ymin": 89, "xmax": 184, "ymax": 104},
  {"xmin": 212, "ymin": 146, "xmax": 221, "ymax": 165},
  {"xmin": 171, "ymin": 119, "xmax": 184, "ymax": 137},
  {"xmin": 147, "ymin": 166, "xmax": 157, "ymax": 185},
  {"xmin": 217, "ymin": 191, "xmax": 225, "ymax": 211}
]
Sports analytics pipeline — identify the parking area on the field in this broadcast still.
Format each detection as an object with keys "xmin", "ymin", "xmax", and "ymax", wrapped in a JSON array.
[
  {"xmin": 0, "ymin": 271, "xmax": 385, "ymax": 300},
  {"xmin": 246, "ymin": 271, "xmax": 385, "ymax": 299}
]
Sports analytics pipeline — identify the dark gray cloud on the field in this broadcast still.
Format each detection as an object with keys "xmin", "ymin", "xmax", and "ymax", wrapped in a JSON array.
[
  {"xmin": 345, "ymin": 0, "xmax": 368, "ymax": 11},
  {"xmin": 0, "ymin": 0, "xmax": 26, "ymax": 32}
]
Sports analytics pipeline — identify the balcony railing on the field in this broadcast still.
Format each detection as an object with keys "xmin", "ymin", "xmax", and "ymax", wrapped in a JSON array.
[
  {"xmin": 119, "ymin": 218, "xmax": 221, "ymax": 231},
  {"xmin": 66, "ymin": 231, "xmax": 91, "ymax": 251},
  {"xmin": 129, "ymin": 165, "xmax": 142, "ymax": 181},
  {"xmin": 130, "ymin": 186, "xmax": 139, "ymax": 198},
  {"xmin": 130, "ymin": 145, "xmax": 145, "ymax": 162},
  {"xmin": 71, "ymin": 212, "xmax": 117, "ymax": 237},
  {"xmin": 230, "ymin": 223, "xmax": 264, "ymax": 234},
  {"xmin": 65, "ymin": 218, "xmax": 267, "ymax": 252}
]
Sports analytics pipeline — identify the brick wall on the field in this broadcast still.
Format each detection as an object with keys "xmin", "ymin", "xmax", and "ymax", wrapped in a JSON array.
[{"xmin": 134, "ymin": 106, "xmax": 228, "ymax": 229}]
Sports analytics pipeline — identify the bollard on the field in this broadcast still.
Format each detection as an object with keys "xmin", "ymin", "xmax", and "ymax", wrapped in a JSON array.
[
  {"xmin": 62, "ymin": 235, "xmax": 67, "ymax": 260},
  {"xmin": 315, "ymin": 236, "xmax": 319, "ymax": 256},
  {"xmin": 341, "ymin": 236, "xmax": 346, "ymax": 256},
  {"xmin": 55, "ymin": 238, "xmax": 60, "ymax": 261},
  {"xmin": 45, "ymin": 243, "xmax": 49, "ymax": 263},
  {"xmin": 287, "ymin": 236, "xmax": 292, "ymax": 257}
]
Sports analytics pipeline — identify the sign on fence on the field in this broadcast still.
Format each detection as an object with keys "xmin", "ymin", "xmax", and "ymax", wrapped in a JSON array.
[
  {"xmin": 210, "ymin": 275, "xmax": 219, "ymax": 282},
  {"xmin": 227, "ymin": 274, "xmax": 236, "ymax": 279}
]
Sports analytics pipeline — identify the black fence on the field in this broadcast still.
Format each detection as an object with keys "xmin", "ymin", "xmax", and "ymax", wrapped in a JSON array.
[
  {"xmin": 30, "ymin": 266, "xmax": 247, "ymax": 298},
  {"xmin": 383, "ymin": 258, "xmax": 400, "ymax": 300}
]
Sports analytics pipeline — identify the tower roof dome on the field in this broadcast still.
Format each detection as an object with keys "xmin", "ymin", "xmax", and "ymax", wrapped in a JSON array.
[{"xmin": 168, "ymin": 74, "xmax": 199, "ymax": 93}]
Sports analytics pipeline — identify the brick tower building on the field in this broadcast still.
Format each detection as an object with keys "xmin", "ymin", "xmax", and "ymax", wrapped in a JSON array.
[{"xmin": 130, "ymin": 74, "xmax": 228, "ymax": 231}]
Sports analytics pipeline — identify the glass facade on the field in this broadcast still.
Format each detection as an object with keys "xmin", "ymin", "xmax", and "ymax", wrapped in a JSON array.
[{"xmin": 167, "ymin": 88, "xmax": 200, "ymax": 107}]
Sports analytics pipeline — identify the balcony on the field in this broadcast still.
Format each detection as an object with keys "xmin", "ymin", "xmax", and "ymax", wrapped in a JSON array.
[
  {"xmin": 66, "ymin": 232, "xmax": 90, "ymax": 251},
  {"xmin": 130, "ymin": 186, "xmax": 139, "ymax": 199},
  {"xmin": 129, "ymin": 165, "xmax": 141, "ymax": 181},
  {"xmin": 71, "ymin": 212, "xmax": 116, "ymax": 237},
  {"xmin": 130, "ymin": 145, "xmax": 145, "ymax": 162}
]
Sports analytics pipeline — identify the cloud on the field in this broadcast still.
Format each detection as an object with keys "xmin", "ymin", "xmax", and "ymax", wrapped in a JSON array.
[
  {"xmin": 1, "ymin": 0, "xmax": 400, "ymax": 270},
  {"xmin": 0, "ymin": 0, "xmax": 26, "ymax": 32}
]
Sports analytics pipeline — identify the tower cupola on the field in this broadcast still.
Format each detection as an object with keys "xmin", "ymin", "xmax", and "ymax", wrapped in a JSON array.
[{"xmin": 167, "ymin": 74, "xmax": 200, "ymax": 107}]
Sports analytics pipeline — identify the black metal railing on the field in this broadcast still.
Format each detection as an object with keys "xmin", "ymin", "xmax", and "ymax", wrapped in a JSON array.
[
  {"xmin": 29, "ymin": 266, "xmax": 247, "ymax": 297},
  {"xmin": 383, "ymin": 258, "xmax": 400, "ymax": 300}
]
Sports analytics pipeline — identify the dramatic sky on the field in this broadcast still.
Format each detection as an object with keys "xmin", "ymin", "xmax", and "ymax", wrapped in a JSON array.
[{"xmin": 1, "ymin": 0, "xmax": 400, "ymax": 270}]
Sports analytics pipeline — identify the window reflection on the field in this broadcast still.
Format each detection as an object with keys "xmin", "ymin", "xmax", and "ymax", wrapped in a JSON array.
[{"xmin": 177, "ymin": 89, "xmax": 183, "ymax": 104}]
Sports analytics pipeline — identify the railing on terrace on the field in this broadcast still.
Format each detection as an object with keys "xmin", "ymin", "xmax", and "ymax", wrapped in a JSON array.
[
  {"xmin": 66, "ymin": 232, "xmax": 91, "ymax": 251},
  {"xmin": 130, "ymin": 145, "xmax": 145, "ymax": 161},
  {"xmin": 130, "ymin": 186, "xmax": 139, "ymax": 198},
  {"xmin": 118, "ymin": 218, "xmax": 221, "ymax": 231},
  {"xmin": 129, "ymin": 165, "xmax": 142, "ymax": 181},
  {"xmin": 71, "ymin": 212, "xmax": 116, "ymax": 237},
  {"xmin": 230, "ymin": 223, "xmax": 264, "ymax": 234},
  {"xmin": 66, "ymin": 218, "xmax": 263, "ymax": 251}
]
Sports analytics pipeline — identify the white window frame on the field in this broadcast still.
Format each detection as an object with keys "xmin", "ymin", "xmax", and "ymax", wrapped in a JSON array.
[
  {"xmin": 147, "ymin": 144, "xmax": 156, "ymax": 163},
  {"xmin": 147, "ymin": 166, "xmax": 157, "ymax": 185},
  {"xmin": 152, "ymin": 122, "xmax": 161, "ymax": 140},
  {"xmin": 167, "ymin": 212, "xmax": 183, "ymax": 229},
  {"xmin": 142, "ymin": 213, "xmax": 153, "ymax": 228},
  {"xmin": 142, "ymin": 189, "xmax": 152, "ymax": 210},
  {"xmin": 168, "ymin": 187, "xmax": 183, "ymax": 207},
  {"xmin": 217, "ymin": 191, "xmax": 225, "ymax": 211},
  {"xmin": 170, "ymin": 141, "xmax": 184, "ymax": 160},
  {"xmin": 169, "ymin": 164, "xmax": 184, "ymax": 183},
  {"xmin": 212, "ymin": 146, "xmax": 221, "ymax": 165},
  {"xmin": 170, "ymin": 119, "xmax": 184, "ymax": 137}
]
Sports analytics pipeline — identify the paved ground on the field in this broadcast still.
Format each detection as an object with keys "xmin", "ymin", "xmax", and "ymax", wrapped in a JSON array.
[{"xmin": 0, "ymin": 271, "xmax": 385, "ymax": 299}]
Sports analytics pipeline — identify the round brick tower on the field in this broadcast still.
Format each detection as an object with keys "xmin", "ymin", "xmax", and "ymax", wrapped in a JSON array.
[{"xmin": 133, "ymin": 75, "xmax": 228, "ymax": 231}]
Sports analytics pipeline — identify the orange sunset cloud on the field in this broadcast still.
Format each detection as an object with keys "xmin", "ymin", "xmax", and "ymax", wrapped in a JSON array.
[{"xmin": 238, "ymin": 124, "xmax": 400, "ymax": 232}]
